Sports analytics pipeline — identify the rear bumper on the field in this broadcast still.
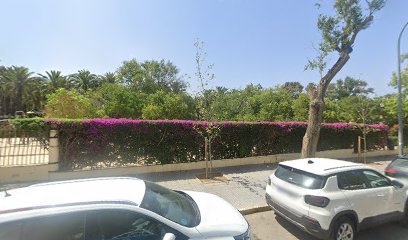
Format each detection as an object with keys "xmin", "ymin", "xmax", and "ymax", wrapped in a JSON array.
[{"xmin": 265, "ymin": 194, "xmax": 330, "ymax": 240}]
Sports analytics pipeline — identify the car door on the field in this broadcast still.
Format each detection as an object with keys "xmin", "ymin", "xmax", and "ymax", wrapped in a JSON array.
[
  {"xmin": 85, "ymin": 209, "xmax": 189, "ymax": 240},
  {"xmin": 22, "ymin": 212, "xmax": 86, "ymax": 240},
  {"xmin": 337, "ymin": 170, "xmax": 388, "ymax": 222},
  {"xmin": 361, "ymin": 169, "xmax": 405, "ymax": 214}
]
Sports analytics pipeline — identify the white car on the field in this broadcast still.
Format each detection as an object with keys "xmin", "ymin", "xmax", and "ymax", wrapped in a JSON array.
[
  {"xmin": 0, "ymin": 177, "xmax": 251, "ymax": 240},
  {"xmin": 265, "ymin": 158, "xmax": 408, "ymax": 240}
]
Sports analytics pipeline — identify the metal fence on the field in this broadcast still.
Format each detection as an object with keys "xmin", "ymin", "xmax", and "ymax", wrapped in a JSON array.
[{"xmin": 0, "ymin": 123, "xmax": 49, "ymax": 167}]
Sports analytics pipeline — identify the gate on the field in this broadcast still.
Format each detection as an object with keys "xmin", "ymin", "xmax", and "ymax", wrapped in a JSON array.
[{"xmin": 0, "ymin": 121, "xmax": 49, "ymax": 167}]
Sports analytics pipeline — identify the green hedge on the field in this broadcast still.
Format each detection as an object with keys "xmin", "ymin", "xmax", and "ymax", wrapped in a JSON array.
[{"xmin": 8, "ymin": 118, "xmax": 388, "ymax": 170}]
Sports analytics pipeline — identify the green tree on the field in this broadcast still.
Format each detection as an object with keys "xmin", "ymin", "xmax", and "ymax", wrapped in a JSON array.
[
  {"xmin": 327, "ymin": 77, "xmax": 374, "ymax": 100},
  {"xmin": 45, "ymin": 88, "xmax": 100, "ymax": 119},
  {"xmin": 1, "ymin": 66, "xmax": 47, "ymax": 115},
  {"xmin": 302, "ymin": 0, "xmax": 385, "ymax": 158},
  {"xmin": 258, "ymin": 87, "xmax": 295, "ymax": 122},
  {"xmin": 95, "ymin": 83, "xmax": 145, "ymax": 119},
  {"xmin": 193, "ymin": 39, "xmax": 221, "ymax": 178},
  {"xmin": 117, "ymin": 59, "xmax": 187, "ymax": 94},
  {"xmin": 282, "ymin": 82, "xmax": 304, "ymax": 98},
  {"xmin": 141, "ymin": 91, "xmax": 195, "ymax": 120},
  {"xmin": 69, "ymin": 70, "xmax": 100, "ymax": 93},
  {"xmin": 38, "ymin": 70, "xmax": 68, "ymax": 92},
  {"xmin": 335, "ymin": 96, "xmax": 378, "ymax": 123},
  {"xmin": 390, "ymin": 65, "xmax": 408, "ymax": 96},
  {"xmin": 293, "ymin": 93, "xmax": 310, "ymax": 121},
  {"xmin": 375, "ymin": 94, "xmax": 408, "ymax": 126},
  {"xmin": 98, "ymin": 72, "xmax": 118, "ymax": 85}
]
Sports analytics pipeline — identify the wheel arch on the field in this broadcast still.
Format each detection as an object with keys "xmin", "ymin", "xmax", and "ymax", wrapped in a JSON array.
[{"xmin": 329, "ymin": 210, "xmax": 359, "ymax": 233}]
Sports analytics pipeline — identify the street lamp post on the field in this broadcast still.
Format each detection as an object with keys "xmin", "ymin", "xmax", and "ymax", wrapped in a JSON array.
[{"xmin": 397, "ymin": 21, "xmax": 408, "ymax": 156}]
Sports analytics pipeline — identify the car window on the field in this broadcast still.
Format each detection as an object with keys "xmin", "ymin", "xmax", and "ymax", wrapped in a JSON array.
[
  {"xmin": 86, "ymin": 210, "xmax": 188, "ymax": 240},
  {"xmin": 0, "ymin": 221, "xmax": 22, "ymax": 240},
  {"xmin": 274, "ymin": 165, "xmax": 325, "ymax": 189},
  {"xmin": 141, "ymin": 181, "xmax": 200, "ymax": 227},
  {"xmin": 337, "ymin": 170, "xmax": 369, "ymax": 190},
  {"xmin": 389, "ymin": 158, "xmax": 408, "ymax": 168},
  {"xmin": 362, "ymin": 170, "xmax": 391, "ymax": 188},
  {"xmin": 22, "ymin": 212, "xmax": 85, "ymax": 240}
]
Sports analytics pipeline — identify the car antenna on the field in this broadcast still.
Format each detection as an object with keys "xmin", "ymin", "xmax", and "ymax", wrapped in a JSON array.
[{"xmin": 308, "ymin": 159, "xmax": 314, "ymax": 164}]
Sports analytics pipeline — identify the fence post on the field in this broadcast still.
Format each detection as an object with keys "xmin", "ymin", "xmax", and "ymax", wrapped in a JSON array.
[{"xmin": 48, "ymin": 125, "xmax": 59, "ymax": 170}]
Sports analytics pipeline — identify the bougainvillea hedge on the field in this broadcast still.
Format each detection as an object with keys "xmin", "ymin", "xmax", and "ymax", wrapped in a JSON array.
[{"xmin": 9, "ymin": 118, "xmax": 388, "ymax": 170}]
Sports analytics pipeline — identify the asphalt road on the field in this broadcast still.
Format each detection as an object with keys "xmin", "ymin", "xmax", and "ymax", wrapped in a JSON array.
[{"xmin": 245, "ymin": 210, "xmax": 408, "ymax": 240}]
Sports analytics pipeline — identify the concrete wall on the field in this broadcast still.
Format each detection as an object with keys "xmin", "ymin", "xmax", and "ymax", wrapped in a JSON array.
[{"xmin": 0, "ymin": 148, "xmax": 400, "ymax": 184}]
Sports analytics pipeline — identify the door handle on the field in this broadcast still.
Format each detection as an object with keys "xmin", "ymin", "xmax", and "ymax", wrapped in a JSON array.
[{"xmin": 377, "ymin": 194, "xmax": 385, "ymax": 197}]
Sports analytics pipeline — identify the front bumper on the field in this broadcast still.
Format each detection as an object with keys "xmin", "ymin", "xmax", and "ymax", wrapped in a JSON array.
[{"xmin": 265, "ymin": 194, "xmax": 330, "ymax": 240}]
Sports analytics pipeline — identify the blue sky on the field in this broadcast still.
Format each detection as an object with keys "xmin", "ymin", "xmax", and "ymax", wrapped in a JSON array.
[{"xmin": 0, "ymin": 0, "xmax": 407, "ymax": 95}]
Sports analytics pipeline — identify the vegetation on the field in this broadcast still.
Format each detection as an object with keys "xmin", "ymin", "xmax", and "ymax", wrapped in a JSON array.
[
  {"xmin": 11, "ymin": 118, "xmax": 386, "ymax": 170},
  {"xmin": 301, "ymin": 0, "xmax": 385, "ymax": 158},
  {"xmin": 0, "ymin": 59, "xmax": 406, "ymax": 127}
]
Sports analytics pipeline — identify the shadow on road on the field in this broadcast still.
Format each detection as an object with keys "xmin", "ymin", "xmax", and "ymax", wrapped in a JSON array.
[
  {"xmin": 275, "ymin": 212, "xmax": 408, "ymax": 240},
  {"xmin": 275, "ymin": 214, "xmax": 316, "ymax": 240}
]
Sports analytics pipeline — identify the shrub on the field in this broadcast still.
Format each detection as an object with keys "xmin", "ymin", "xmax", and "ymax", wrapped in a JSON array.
[
  {"xmin": 45, "ymin": 88, "xmax": 101, "ymax": 119},
  {"xmin": 20, "ymin": 118, "xmax": 386, "ymax": 170}
]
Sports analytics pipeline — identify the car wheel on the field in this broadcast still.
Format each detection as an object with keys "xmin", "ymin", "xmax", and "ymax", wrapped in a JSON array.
[{"xmin": 331, "ymin": 217, "xmax": 355, "ymax": 240}]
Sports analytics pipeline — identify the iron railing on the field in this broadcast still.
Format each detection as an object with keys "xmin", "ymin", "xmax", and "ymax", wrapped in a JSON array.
[{"xmin": 0, "ymin": 123, "xmax": 49, "ymax": 167}]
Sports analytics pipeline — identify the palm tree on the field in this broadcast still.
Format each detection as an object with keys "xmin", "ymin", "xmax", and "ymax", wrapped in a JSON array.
[
  {"xmin": 0, "ymin": 66, "xmax": 8, "ymax": 116},
  {"xmin": 99, "ymin": 72, "xmax": 118, "ymax": 85},
  {"xmin": 38, "ymin": 70, "xmax": 67, "ymax": 92},
  {"xmin": 69, "ymin": 70, "xmax": 100, "ymax": 93},
  {"xmin": 1, "ymin": 66, "xmax": 48, "ymax": 115}
]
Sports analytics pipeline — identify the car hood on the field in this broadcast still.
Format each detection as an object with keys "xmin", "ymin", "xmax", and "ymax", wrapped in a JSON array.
[{"xmin": 183, "ymin": 191, "xmax": 248, "ymax": 237}]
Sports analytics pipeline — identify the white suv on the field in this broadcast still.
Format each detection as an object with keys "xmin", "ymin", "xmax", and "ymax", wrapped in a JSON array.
[
  {"xmin": 0, "ymin": 177, "xmax": 252, "ymax": 240},
  {"xmin": 265, "ymin": 158, "xmax": 408, "ymax": 240}
]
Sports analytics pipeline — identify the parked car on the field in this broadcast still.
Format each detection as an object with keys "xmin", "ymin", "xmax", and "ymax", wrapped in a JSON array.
[
  {"xmin": 265, "ymin": 158, "xmax": 408, "ymax": 240},
  {"xmin": 385, "ymin": 156, "xmax": 408, "ymax": 180},
  {"xmin": 0, "ymin": 177, "xmax": 252, "ymax": 240}
]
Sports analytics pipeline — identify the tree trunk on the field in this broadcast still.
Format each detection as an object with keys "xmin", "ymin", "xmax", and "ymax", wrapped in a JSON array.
[
  {"xmin": 301, "ymin": 93, "xmax": 324, "ymax": 158},
  {"xmin": 301, "ymin": 52, "xmax": 350, "ymax": 158}
]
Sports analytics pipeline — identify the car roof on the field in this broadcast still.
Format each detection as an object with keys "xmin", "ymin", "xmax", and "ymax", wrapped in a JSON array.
[
  {"xmin": 279, "ymin": 158, "xmax": 366, "ymax": 176},
  {"xmin": 0, "ymin": 177, "xmax": 146, "ymax": 215}
]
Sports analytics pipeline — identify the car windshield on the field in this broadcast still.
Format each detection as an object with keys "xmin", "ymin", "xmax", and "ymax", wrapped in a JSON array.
[
  {"xmin": 389, "ymin": 159, "xmax": 408, "ymax": 168},
  {"xmin": 140, "ymin": 181, "xmax": 200, "ymax": 227},
  {"xmin": 275, "ymin": 165, "xmax": 325, "ymax": 189}
]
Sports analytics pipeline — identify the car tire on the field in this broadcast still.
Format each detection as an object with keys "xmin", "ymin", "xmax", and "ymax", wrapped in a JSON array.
[{"xmin": 331, "ymin": 217, "xmax": 355, "ymax": 240}]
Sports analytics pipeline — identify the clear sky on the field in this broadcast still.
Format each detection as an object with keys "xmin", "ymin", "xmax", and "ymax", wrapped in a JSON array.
[{"xmin": 1, "ymin": 0, "xmax": 407, "ymax": 95}]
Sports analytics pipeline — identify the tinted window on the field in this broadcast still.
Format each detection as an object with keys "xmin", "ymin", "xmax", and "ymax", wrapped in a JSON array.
[
  {"xmin": 86, "ymin": 210, "xmax": 187, "ymax": 240},
  {"xmin": 141, "ymin": 181, "xmax": 200, "ymax": 227},
  {"xmin": 274, "ymin": 165, "xmax": 324, "ymax": 189},
  {"xmin": 0, "ymin": 221, "xmax": 22, "ymax": 240},
  {"xmin": 337, "ymin": 170, "xmax": 368, "ymax": 190},
  {"xmin": 362, "ymin": 170, "xmax": 391, "ymax": 188},
  {"xmin": 23, "ymin": 212, "xmax": 85, "ymax": 240}
]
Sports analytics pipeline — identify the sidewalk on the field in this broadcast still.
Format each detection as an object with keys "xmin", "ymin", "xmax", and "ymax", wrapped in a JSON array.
[{"xmin": 134, "ymin": 155, "xmax": 394, "ymax": 211}]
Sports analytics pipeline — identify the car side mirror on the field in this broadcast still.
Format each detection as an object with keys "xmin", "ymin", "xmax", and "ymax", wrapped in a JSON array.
[
  {"xmin": 391, "ymin": 180, "xmax": 404, "ymax": 189},
  {"xmin": 162, "ymin": 233, "xmax": 176, "ymax": 240}
]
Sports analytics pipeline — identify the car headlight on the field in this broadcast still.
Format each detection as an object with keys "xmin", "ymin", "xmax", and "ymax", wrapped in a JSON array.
[{"xmin": 233, "ymin": 226, "xmax": 252, "ymax": 240}]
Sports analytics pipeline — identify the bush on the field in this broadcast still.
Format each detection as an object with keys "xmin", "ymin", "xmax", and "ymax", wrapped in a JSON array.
[
  {"xmin": 21, "ymin": 119, "xmax": 386, "ymax": 170},
  {"xmin": 45, "ymin": 88, "xmax": 102, "ymax": 119},
  {"xmin": 7, "ymin": 118, "xmax": 387, "ymax": 170}
]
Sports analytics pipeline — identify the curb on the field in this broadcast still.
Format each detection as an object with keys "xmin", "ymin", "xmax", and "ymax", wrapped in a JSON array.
[{"xmin": 239, "ymin": 205, "xmax": 271, "ymax": 215}]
